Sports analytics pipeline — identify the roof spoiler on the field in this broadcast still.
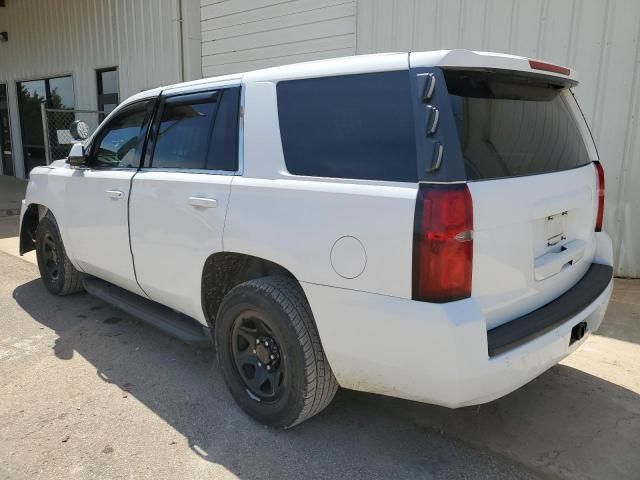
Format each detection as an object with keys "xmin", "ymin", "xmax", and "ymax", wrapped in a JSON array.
[{"xmin": 410, "ymin": 50, "xmax": 578, "ymax": 86}]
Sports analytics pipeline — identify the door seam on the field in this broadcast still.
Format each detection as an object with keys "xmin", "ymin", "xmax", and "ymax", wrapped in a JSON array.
[{"xmin": 127, "ymin": 171, "xmax": 151, "ymax": 298}]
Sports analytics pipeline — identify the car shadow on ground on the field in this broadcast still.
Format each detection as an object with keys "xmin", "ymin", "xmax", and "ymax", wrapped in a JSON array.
[{"xmin": 12, "ymin": 278, "xmax": 640, "ymax": 480}]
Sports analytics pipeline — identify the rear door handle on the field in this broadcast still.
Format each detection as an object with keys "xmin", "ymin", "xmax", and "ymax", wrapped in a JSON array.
[
  {"xmin": 106, "ymin": 189, "xmax": 124, "ymax": 199},
  {"xmin": 188, "ymin": 196, "xmax": 218, "ymax": 208}
]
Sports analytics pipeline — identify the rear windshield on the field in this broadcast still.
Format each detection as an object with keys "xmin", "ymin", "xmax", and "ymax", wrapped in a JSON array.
[{"xmin": 443, "ymin": 70, "xmax": 591, "ymax": 180}]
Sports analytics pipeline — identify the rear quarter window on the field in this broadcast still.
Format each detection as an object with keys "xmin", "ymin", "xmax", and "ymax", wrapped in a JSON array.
[{"xmin": 276, "ymin": 71, "xmax": 417, "ymax": 182}]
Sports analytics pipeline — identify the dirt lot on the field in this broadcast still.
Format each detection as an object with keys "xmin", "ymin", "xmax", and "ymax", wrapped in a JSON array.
[{"xmin": 0, "ymin": 211, "xmax": 639, "ymax": 479}]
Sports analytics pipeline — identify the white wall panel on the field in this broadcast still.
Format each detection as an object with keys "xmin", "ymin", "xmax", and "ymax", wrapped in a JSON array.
[
  {"xmin": 200, "ymin": 0, "xmax": 357, "ymax": 77},
  {"xmin": 356, "ymin": 0, "xmax": 640, "ymax": 277}
]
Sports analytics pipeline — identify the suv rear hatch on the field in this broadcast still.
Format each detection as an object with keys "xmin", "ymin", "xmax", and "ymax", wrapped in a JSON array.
[{"xmin": 412, "ymin": 54, "xmax": 602, "ymax": 329}]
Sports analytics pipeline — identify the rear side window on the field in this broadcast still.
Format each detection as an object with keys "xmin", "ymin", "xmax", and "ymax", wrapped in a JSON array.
[
  {"xmin": 152, "ymin": 94, "xmax": 217, "ymax": 169},
  {"xmin": 443, "ymin": 70, "xmax": 591, "ymax": 180},
  {"xmin": 277, "ymin": 71, "xmax": 417, "ymax": 182},
  {"xmin": 150, "ymin": 87, "xmax": 240, "ymax": 171}
]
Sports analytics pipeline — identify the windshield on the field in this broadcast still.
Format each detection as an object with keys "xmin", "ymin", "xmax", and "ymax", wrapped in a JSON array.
[{"xmin": 443, "ymin": 70, "xmax": 591, "ymax": 180}]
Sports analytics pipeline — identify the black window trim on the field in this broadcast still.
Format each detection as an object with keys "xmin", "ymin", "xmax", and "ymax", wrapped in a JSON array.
[
  {"xmin": 86, "ymin": 97, "xmax": 157, "ymax": 171},
  {"xmin": 140, "ymin": 84, "xmax": 243, "ymax": 176}
]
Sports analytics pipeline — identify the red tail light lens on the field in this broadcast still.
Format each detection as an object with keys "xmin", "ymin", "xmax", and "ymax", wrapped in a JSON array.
[
  {"xmin": 413, "ymin": 184, "xmax": 473, "ymax": 303},
  {"xmin": 594, "ymin": 161, "xmax": 605, "ymax": 232}
]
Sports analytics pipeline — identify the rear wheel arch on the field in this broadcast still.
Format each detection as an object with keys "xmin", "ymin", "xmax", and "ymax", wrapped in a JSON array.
[{"xmin": 200, "ymin": 252, "xmax": 303, "ymax": 329}]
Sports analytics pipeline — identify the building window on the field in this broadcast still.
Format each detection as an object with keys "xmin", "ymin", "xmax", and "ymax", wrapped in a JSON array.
[
  {"xmin": 0, "ymin": 83, "xmax": 14, "ymax": 176},
  {"xmin": 17, "ymin": 75, "xmax": 75, "ymax": 174},
  {"xmin": 97, "ymin": 67, "xmax": 119, "ymax": 120}
]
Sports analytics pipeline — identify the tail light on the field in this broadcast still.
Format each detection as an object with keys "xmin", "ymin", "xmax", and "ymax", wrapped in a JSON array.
[
  {"xmin": 594, "ymin": 161, "xmax": 605, "ymax": 232},
  {"xmin": 413, "ymin": 184, "xmax": 473, "ymax": 303}
]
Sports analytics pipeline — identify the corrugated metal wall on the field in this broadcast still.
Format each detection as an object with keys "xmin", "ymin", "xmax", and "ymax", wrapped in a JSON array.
[
  {"xmin": 200, "ymin": 0, "xmax": 357, "ymax": 77},
  {"xmin": 0, "ymin": 0, "xmax": 191, "ymax": 178},
  {"xmin": 356, "ymin": 0, "xmax": 640, "ymax": 276}
]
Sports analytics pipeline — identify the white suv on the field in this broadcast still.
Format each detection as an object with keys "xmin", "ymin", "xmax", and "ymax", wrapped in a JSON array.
[{"xmin": 19, "ymin": 50, "xmax": 613, "ymax": 428}]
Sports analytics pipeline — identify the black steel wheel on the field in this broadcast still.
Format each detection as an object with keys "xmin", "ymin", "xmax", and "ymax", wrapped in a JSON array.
[
  {"xmin": 215, "ymin": 275, "xmax": 338, "ymax": 428},
  {"xmin": 41, "ymin": 232, "xmax": 60, "ymax": 280},
  {"xmin": 35, "ymin": 213, "xmax": 84, "ymax": 296},
  {"xmin": 230, "ymin": 310, "xmax": 286, "ymax": 402}
]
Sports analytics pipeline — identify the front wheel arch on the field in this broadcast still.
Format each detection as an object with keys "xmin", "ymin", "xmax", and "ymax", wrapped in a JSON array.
[{"xmin": 20, "ymin": 203, "xmax": 49, "ymax": 255}]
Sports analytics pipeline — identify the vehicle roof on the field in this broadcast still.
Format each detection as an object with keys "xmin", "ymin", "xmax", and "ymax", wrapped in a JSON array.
[{"xmin": 126, "ymin": 49, "xmax": 577, "ymax": 103}]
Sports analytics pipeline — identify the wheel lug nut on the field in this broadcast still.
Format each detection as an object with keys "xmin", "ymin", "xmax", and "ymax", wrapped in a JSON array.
[
  {"xmin": 252, "ymin": 349, "xmax": 256, "ymax": 354},
  {"xmin": 258, "ymin": 362, "xmax": 262, "ymax": 367},
  {"xmin": 264, "ymin": 341, "xmax": 269, "ymax": 347},
  {"xmin": 266, "ymin": 365, "xmax": 271, "ymax": 371},
  {"xmin": 256, "ymin": 339, "xmax": 260, "ymax": 344},
  {"xmin": 270, "ymin": 354, "xmax": 275, "ymax": 360}
]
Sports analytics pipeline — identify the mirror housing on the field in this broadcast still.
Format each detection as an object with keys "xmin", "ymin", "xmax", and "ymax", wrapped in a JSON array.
[
  {"xmin": 67, "ymin": 143, "xmax": 87, "ymax": 167},
  {"xmin": 69, "ymin": 120, "xmax": 90, "ymax": 141}
]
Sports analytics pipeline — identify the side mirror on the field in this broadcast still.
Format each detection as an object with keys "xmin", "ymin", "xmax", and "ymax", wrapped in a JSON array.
[
  {"xmin": 67, "ymin": 143, "xmax": 87, "ymax": 167},
  {"xmin": 69, "ymin": 120, "xmax": 90, "ymax": 141}
]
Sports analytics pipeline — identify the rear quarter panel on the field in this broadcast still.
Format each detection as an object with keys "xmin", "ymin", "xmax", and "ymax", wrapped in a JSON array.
[{"xmin": 225, "ymin": 177, "xmax": 417, "ymax": 297}]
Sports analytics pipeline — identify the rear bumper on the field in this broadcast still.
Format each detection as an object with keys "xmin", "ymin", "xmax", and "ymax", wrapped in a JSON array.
[
  {"xmin": 487, "ymin": 263, "xmax": 613, "ymax": 357},
  {"xmin": 303, "ymin": 255, "xmax": 613, "ymax": 408}
]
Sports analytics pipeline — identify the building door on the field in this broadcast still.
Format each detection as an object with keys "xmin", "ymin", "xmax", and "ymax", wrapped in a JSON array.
[
  {"xmin": 17, "ymin": 76, "xmax": 75, "ymax": 175},
  {"xmin": 0, "ymin": 83, "xmax": 14, "ymax": 176}
]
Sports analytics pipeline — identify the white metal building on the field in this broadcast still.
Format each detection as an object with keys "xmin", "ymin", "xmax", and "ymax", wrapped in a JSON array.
[
  {"xmin": 0, "ymin": 0, "xmax": 637, "ymax": 276},
  {"xmin": 0, "ymin": 0, "xmax": 201, "ymax": 178},
  {"xmin": 199, "ymin": 0, "xmax": 640, "ymax": 277}
]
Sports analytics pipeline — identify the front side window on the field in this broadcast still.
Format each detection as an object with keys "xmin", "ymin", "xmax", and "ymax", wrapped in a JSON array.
[
  {"xmin": 150, "ymin": 87, "xmax": 240, "ymax": 171},
  {"xmin": 277, "ymin": 71, "xmax": 417, "ymax": 182},
  {"xmin": 90, "ymin": 101, "xmax": 150, "ymax": 168}
]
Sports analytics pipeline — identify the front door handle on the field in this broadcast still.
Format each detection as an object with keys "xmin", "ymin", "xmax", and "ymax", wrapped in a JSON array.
[
  {"xmin": 106, "ymin": 189, "xmax": 124, "ymax": 199},
  {"xmin": 188, "ymin": 196, "xmax": 218, "ymax": 208}
]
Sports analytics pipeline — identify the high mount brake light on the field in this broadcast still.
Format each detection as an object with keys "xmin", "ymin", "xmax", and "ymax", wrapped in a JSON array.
[
  {"xmin": 412, "ymin": 184, "xmax": 473, "ymax": 303},
  {"xmin": 529, "ymin": 59, "xmax": 571, "ymax": 76},
  {"xmin": 594, "ymin": 161, "xmax": 605, "ymax": 232}
]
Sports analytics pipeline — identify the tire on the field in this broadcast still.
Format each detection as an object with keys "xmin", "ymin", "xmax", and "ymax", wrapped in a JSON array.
[
  {"xmin": 215, "ymin": 275, "xmax": 338, "ymax": 428},
  {"xmin": 35, "ymin": 213, "xmax": 84, "ymax": 296}
]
